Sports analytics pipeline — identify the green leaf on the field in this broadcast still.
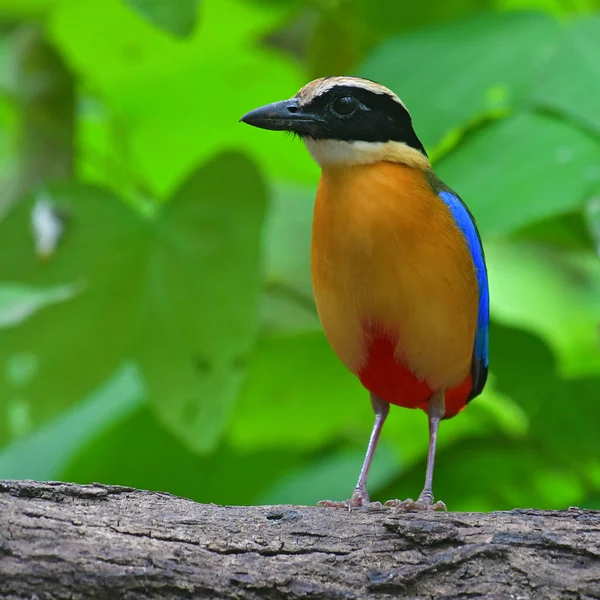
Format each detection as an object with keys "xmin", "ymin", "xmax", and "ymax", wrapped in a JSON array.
[
  {"xmin": 490, "ymin": 323, "xmax": 600, "ymax": 460},
  {"xmin": 260, "ymin": 285, "xmax": 319, "ymax": 335},
  {"xmin": 0, "ymin": 89, "xmax": 20, "ymax": 212},
  {"xmin": 135, "ymin": 152, "xmax": 268, "ymax": 452},
  {"xmin": 260, "ymin": 181, "xmax": 318, "ymax": 334},
  {"xmin": 486, "ymin": 240, "xmax": 600, "ymax": 376},
  {"xmin": 390, "ymin": 438, "xmax": 587, "ymax": 511},
  {"xmin": 61, "ymin": 403, "xmax": 308, "ymax": 506},
  {"xmin": 534, "ymin": 16, "xmax": 600, "ymax": 135},
  {"xmin": 228, "ymin": 331, "xmax": 367, "ymax": 451},
  {"xmin": 436, "ymin": 113, "xmax": 600, "ymax": 235},
  {"xmin": 49, "ymin": 0, "xmax": 315, "ymax": 197},
  {"xmin": 0, "ymin": 364, "xmax": 144, "ymax": 480},
  {"xmin": 0, "ymin": 185, "xmax": 145, "ymax": 442},
  {"xmin": 308, "ymin": 13, "xmax": 359, "ymax": 79},
  {"xmin": 264, "ymin": 182, "xmax": 314, "ymax": 294},
  {"xmin": 357, "ymin": 0, "xmax": 494, "ymax": 39},
  {"xmin": 463, "ymin": 375, "xmax": 529, "ymax": 439},
  {"xmin": 122, "ymin": 0, "xmax": 200, "ymax": 38},
  {"xmin": 586, "ymin": 197, "xmax": 600, "ymax": 254},
  {"xmin": 0, "ymin": 0, "xmax": 57, "ymax": 18},
  {"xmin": 494, "ymin": 0, "xmax": 574, "ymax": 14},
  {"xmin": 0, "ymin": 152, "xmax": 267, "ymax": 453},
  {"xmin": 360, "ymin": 12, "xmax": 559, "ymax": 148},
  {"xmin": 0, "ymin": 92, "xmax": 19, "ymax": 168},
  {"xmin": 75, "ymin": 96, "xmax": 140, "ymax": 203},
  {"xmin": 513, "ymin": 211, "xmax": 595, "ymax": 250},
  {"xmin": 0, "ymin": 282, "xmax": 81, "ymax": 328},
  {"xmin": 258, "ymin": 443, "xmax": 401, "ymax": 505}
]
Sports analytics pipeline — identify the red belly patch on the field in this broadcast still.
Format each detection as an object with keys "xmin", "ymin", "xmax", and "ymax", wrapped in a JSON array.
[{"xmin": 357, "ymin": 333, "xmax": 472, "ymax": 419}]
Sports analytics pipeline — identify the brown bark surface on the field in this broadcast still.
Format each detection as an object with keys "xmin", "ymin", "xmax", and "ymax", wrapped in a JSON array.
[{"xmin": 1, "ymin": 479, "xmax": 599, "ymax": 599}]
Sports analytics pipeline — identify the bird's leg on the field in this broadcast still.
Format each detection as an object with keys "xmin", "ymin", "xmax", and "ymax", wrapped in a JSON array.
[
  {"xmin": 415, "ymin": 390, "xmax": 447, "ymax": 510},
  {"xmin": 351, "ymin": 393, "xmax": 390, "ymax": 505},
  {"xmin": 318, "ymin": 393, "xmax": 389, "ymax": 510},
  {"xmin": 385, "ymin": 390, "xmax": 448, "ymax": 511}
]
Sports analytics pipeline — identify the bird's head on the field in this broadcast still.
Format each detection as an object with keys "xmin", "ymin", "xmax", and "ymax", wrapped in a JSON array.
[{"xmin": 240, "ymin": 76, "xmax": 429, "ymax": 169}]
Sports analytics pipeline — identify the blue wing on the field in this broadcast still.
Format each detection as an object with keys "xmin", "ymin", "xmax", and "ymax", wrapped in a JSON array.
[{"xmin": 439, "ymin": 190, "xmax": 489, "ymax": 399}]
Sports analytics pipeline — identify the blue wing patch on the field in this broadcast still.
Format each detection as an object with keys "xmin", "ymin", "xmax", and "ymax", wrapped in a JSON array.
[{"xmin": 439, "ymin": 190, "xmax": 489, "ymax": 398}]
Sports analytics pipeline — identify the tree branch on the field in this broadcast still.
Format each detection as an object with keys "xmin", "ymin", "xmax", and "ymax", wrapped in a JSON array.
[{"xmin": 1, "ymin": 480, "xmax": 599, "ymax": 599}]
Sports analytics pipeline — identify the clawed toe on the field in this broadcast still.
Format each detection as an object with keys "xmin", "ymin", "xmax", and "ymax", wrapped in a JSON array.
[
  {"xmin": 384, "ymin": 498, "xmax": 447, "ymax": 511},
  {"xmin": 317, "ymin": 499, "xmax": 352, "ymax": 509},
  {"xmin": 317, "ymin": 487, "xmax": 382, "ymax": 511},
  {"xmin": 317, "ymin": 499, "xmax": 382, "ymax": 511},
  {"xmin": 384, "ymin": 498, "xmax": 415, "ymax": 509}
]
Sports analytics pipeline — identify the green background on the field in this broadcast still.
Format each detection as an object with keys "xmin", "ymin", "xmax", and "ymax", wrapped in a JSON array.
[{"xmin": 1, "ymin": 0, "xmax": 599, "ymax": 511}]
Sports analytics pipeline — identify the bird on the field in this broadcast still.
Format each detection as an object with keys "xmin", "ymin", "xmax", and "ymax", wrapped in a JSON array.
[{"xmin": 240, "ymin": 76, "xmax": 489, "ymax": 511}]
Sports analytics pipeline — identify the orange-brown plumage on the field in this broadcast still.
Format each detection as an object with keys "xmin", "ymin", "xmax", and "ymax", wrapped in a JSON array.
[{"xmin": 311, "ymin": 162, "xmax": 479, "ymax": 418}]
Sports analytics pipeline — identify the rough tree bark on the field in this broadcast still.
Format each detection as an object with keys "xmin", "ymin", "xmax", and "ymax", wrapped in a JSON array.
[{"xmin": 0, "ymin": 480, "xmax": 598, "ymax": 599}]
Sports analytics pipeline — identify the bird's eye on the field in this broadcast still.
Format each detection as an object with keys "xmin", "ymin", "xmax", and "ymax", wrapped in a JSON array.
[{"xmin": 332, "ymin": 96, "xmax": 358, "ymax": 116}]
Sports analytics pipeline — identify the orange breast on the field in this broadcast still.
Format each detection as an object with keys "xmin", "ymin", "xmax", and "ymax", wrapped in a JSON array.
[{"xmin": 310, "ymin": 162, "xmax": 479, "ymax": 418}]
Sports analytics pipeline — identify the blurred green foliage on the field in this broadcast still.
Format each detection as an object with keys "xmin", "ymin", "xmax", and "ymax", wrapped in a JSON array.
[{"xmin": 0, "ymin": 0, "xmax": 599, "ymax": 511}]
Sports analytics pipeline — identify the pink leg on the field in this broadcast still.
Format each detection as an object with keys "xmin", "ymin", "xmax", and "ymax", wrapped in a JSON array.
[
  {"xmin": 385, "ymin": 391, "xmax": 447, "ymax": 511},
  {"xmin": 318, "ymin": 393, "xmax": 389, "ymax": 509}
]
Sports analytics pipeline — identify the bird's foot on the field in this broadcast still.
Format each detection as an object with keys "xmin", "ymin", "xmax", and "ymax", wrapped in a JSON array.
[
  {"xmin": 317, "ymin": 486, "xmax": 381, "ymax": 511},
  {"xmin": 384, "ymin": 498, "xmax": 447, "ymax": 511},
  {"xmin": 385, "ymin": 492, "xmax": 447, "ymax": 512}
]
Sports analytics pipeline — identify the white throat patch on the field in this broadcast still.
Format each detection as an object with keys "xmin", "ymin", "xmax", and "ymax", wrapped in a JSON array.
[{"xmin": 303, "ymin": 139, "xmax": 430, "ymax": 170}]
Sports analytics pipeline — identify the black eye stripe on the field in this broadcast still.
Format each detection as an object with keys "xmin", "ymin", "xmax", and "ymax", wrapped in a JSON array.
[{"xmin": 296, "ymin": 85, "xmax": 427, "ymax": 155}]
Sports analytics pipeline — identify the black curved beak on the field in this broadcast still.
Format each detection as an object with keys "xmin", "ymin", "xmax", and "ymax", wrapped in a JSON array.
[{"xmin": 240, "ymin": 98, "xmax": 320, "ymax": 133}]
